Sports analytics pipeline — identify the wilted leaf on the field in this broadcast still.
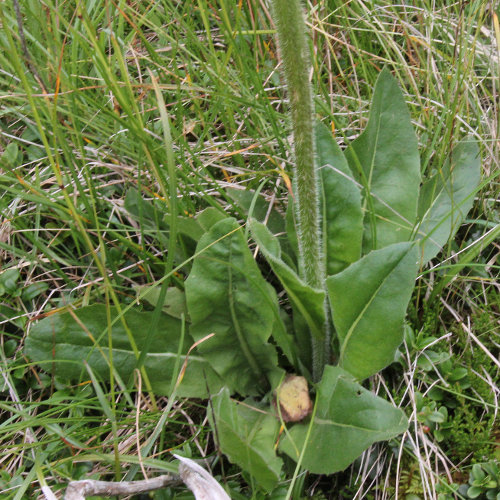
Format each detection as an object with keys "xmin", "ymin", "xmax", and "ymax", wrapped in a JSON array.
[
  {"xmin": 279, "ymin": 366, "xmax": 408, "ymax": 474},
  {"xmin": 274, "ymin": 374, "xmax": 312, "ymax": 422}
]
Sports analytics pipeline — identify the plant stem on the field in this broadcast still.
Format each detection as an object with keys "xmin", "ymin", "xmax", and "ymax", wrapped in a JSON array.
[{"xmin": 270, "ymin": 0, "xmax": 326, "ymax": 380}]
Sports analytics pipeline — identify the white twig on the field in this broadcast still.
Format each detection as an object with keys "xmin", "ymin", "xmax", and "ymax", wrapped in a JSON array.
[
  {"xmin": 64, "ymin": 475, "xmax": 180, "ymax": 500},
  {"xmin": 174, "ymin": 454, "xmax": 231, "ymax": 500},
  {"xmin": 64, "ymin": 456, "xmax": 231, "ymax": 499}
]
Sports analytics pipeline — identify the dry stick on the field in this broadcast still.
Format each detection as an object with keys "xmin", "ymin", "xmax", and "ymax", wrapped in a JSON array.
[
  {"xmin": 64, "ymin": 456, "xmax": 231, "ymax": 500},
  {"xmin": 64, "ymin": 475, "xmax": 181, "ymax": 500},
  {"xmin": 12, "ymin": 0, "xmax": 48, "ymax": 93},
  {"xmin": 175, "ymin": 454, "xmax": 231, "ymax": 500}
]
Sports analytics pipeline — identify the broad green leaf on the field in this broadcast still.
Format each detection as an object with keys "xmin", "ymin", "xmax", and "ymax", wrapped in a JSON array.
[
  {"xmin": 345, "ymin": 68, "xmax": 421, "ymax": 251},
  {"xmin": 279, "ymin": 365, "xmax": 408, "ymax": 474},
  {"xmin": 226, "ymin": 187, "xmax": 285, "ymax": 237},
  {"xmin": 195, "ymin": 206, "xmax": 228, "ymax": 232},
  {"xmin": 2, "ymin": 142, "xmax": 18, "ymax": 166},
  {"xmin": 24, "ymin": 305, "xmax": 223, "ymax": 398},
  {"xmin": 22, "ymin": 282, "xmax": 49, "ymax": 301},
  {"xmin": 125, "ymin": 187, "xmax": 203, "ymax": 247},
  {"xmin": 249, "ymin": 218, "xmax": 325, "ymax": 342},
  {"xmin": 228, "ymin": 187, "xmax": 296, "ymax": 267},
  {"xmin": 135, "ymin": 285, "xmax": 188, "ymax": 320},
  {"xmin": 326, "ymin": 242, "xmax": 418, "ymax": 380},
  {"xmin": 210, "ymin": 387, "xmax": 283, "ymax": 492},
  {"xmin": 185, "ymin": 218, "xmax": 282, "ymax": 396},
  {"xmin": 124, "ymin": 188, "xmax": 169, "ymax": 239},
  {"xmin": 416, "ymin": 139, "xmax": 481, "ymax": 264},
  {"xmin": 0, "ymin": 268, "xmax": 20, "ymax": 294},
  {"xmin": 316, "ymin": 122, "xmax": 363, "ymax": 275}
]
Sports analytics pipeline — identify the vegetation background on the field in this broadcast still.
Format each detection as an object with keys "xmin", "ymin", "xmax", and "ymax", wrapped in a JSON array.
[{"xmin": 0, "ymin": 0, "xmax": 498, "ymax": 498}]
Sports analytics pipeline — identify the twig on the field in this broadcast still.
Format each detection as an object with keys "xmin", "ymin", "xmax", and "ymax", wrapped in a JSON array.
[
  {"xmin": 64, "ymin": 474, "xmax": 181, "ymax": 500},
  {"xmin": 174, "ymin": 454, "xmax": 231, "ymax": 500},
  {"xmin": 64, "ymin": 456, "xmax": 231, "ymax": 499}
]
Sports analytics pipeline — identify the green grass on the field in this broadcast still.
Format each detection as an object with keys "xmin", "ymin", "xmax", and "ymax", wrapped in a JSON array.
[{"xmin": 0, "ymin": 0, "xmax": 498, "ymax": 498}]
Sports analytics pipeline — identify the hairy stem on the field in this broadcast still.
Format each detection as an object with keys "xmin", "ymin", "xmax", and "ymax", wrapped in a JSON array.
[{"xmin": 270, "ymin": 0, "xmax": 326, "ymax": 380}]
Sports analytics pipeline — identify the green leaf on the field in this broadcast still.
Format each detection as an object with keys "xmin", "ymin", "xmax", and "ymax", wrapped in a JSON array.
[
  {"xmin": 24, "ymin": 305, "xmax": 223, "ymax": 397},
  {"xmin": 226, "ymin": 187, "xmax": 285, "ymax": 237},
  {"xmin": 124, "ymin": 187, "xmax": 169, "ymax": 239},
  {"xmin": 345, "ymin": 68, "xmax": 421, "ymax": 251},
  {"xmin": 228, "ymin": 187, "xmax": 297, "ymax": 268},
  {"xmin": 448, "ymin": 366, "xmax": 468, "ymax": 382},
  {"xmin": 195, "ymin": 206, "xmax": 228, "ymax": 232},
  {"xmin": 279, "ymin": 366, "xmax": 408, "ymax": 474},
  {"xmin": 428, "ymin": 411, "xmax": 446, "ymax": 423},
  {"xmin": 210, "ymin": 387, "xmax": 283, "ymax": 492},
  {"xmin": 416, "ymin": 139, "xmax": 481, "ymax": 264},
  {"xmin": 185, "ymin": 218, "xmax": 282, "ymax": 396},
  {"xmin": 326, "ymin": 242, "xmax": 418, "ymax": 380},
  {"xmin": 125, "ymin": 187, "xmax": 203, "ymax": 244},
  {"xmin": 471, "ymin": 464, "xmax": 486, "ymax": 481},
  {"xmin": 22, "ymin": 282, "xmax": 49, "ymax": 301},
  {"xmin": 467, "ymin": 486, "xmax": 483, "ymax": 499},
  {"xmin": 249, "ymin": 218, "xmax": 325, "ymax": 342},
  {"xmin": 136, "ymin": 285, "xmax": 188, "ymax": 320},
  {"xmin": 2, "ymin": 142, "xmax": 19, "ymax": 166},
  {"xmin": 0, "ymin": 268, "xmax": 20, "ymax": 294},
  {"xmin": 316, "ymin": 122, "xmax": 363, "ymax": 275}
]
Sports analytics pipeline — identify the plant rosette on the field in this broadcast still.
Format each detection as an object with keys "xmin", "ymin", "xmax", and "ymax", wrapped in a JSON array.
[{"xmin": 25, "ymin": 67, "xmax": 481, "ymax": 492}]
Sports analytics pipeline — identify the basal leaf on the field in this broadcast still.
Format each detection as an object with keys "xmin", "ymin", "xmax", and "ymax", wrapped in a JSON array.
[
  {"xmin": 316, "ymin": 122, "xmax": 363, "ymax": 275},
  {"xmin": 195, "ymin": 206, "xmax": 228, "ymax": 232},
  {"xmin": 124, "ymin": 188, "xmax": 169, "ymax": 239},
  {"xmin": 228, "ymin": 187, "xmax": 296, "ymax": 267},
  {"xmin": 226, "ymin": 187, "xmax": 285, "ymax": 237},
  {"xmin": 2, "ymin": 142, "xmax": 19, "ymax": 166},
  {"xmin": 185, "ymin": 218, "xmax": 282, "ymax": 396},
  {"xmin": 326, "ymin": 242, "xmax": 418, "ymax": 380},
  {"xmin": 280, "ymin": 366, "xmax": 408, "ymax": 474},
  {"xmin": 345, "ymin": 68, "xmax": 421, "ymax": 251},
  {"xmin": 249, "ymin": 218, "xmax": 325, "ymax": 343},
  {"xmin": 210, "ymin": 388, "xmax": 283, "ymax": 492},
  {"xmin": 135, "ymin": 285, "xmax": 188, "ymax": 320},
  {"xmin": 124, "ymin": 187, "xmax": 202, "ymax": 258},
  {"xmin": 416, "ymin": 139, "xmax": 481, "ymax": 264},
  {"xmin": 24, "ymin": 305, "xmax": 223, "ymax": 398}
]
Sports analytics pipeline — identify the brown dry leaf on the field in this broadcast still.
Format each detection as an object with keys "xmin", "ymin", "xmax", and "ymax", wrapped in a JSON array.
[{"xmin": 274, "ymin": 374, "xmax": 313, "ymax": 422}]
